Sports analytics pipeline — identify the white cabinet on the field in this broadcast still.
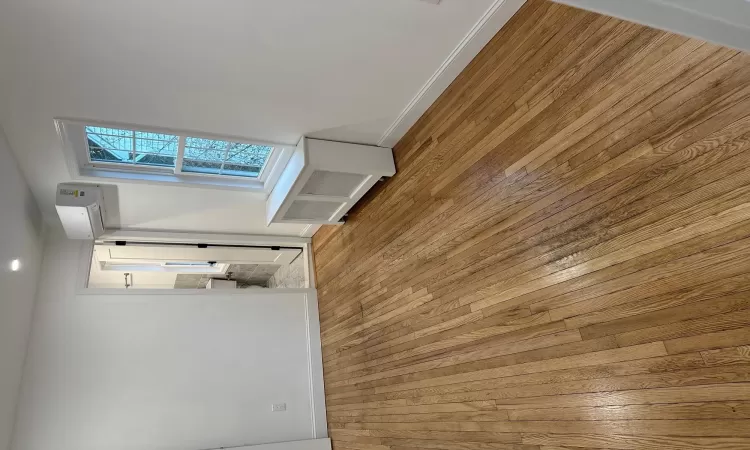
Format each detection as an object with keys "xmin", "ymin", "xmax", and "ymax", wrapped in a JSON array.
[{"xmin": 266, "ymin": 138, "xmax": 396, "ymax": 225}]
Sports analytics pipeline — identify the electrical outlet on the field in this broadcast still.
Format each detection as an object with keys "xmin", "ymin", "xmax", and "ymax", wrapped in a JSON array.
[{"xmin": 272, "ymin": 403, "xmax": 287, "ymax": 412}]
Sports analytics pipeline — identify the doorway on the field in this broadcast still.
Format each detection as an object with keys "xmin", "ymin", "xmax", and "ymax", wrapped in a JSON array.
[{"xmin": 86, "ymin": 241, "xmax": 308, "ymax": 289}]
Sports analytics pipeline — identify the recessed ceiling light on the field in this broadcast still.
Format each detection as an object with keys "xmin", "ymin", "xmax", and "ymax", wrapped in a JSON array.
[{"xmin": 10, "ymin": 259, "xmax": 20, "ymax": 272}]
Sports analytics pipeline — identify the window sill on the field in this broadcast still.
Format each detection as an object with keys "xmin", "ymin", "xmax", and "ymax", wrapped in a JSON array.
[{"xmin": 80, "ymin": 167, "xmax": 268, "ymax": 191}]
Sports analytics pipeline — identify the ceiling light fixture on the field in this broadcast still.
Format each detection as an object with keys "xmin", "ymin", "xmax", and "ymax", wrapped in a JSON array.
[{"xmin": 10, "ymin": 259, "xmax": 21, "ymax": 272}]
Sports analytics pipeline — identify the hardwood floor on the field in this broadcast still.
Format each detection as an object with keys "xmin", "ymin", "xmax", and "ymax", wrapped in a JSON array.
[{"xmin": 312, "ymin": 1, "xmax": 750, "ymax": 448}]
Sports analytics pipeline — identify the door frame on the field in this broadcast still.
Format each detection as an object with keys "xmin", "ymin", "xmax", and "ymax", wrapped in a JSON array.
[{"xmin": 77, "ymin": 229, "xmax": 316, "ymax": 291}]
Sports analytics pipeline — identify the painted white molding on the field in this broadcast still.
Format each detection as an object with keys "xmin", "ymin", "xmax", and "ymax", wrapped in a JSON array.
[
  {"xmin": 304, "ymin": 290, "xmax": 327, "ymax": 438},
  {"xmin": 79, "ymin": 233, "xmax": 316, "ymax": 292},
  {"xmin": 552, "ymin": 0, "xmax": 750, "ymax": 54},
  {"xmin": 223, "ymin": 438, "xmax": 331, "ymax": 450},
  {"xmin": 99, "ymin": 229, "xmax": 311, "ymax": 246},
  {"xmin": 377, "ymin": 0, "xmax": 527, "ymax": 148},
  {"xmin": 299, "ymin": 224, "xmax": 323, "ymax": 238},
  {"xmin": 302, "ymin": 242, "xmax": 317, "ymax": 289}
]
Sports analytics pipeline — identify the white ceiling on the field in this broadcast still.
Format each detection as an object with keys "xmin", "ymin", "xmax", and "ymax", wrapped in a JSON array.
[{"xmin": 0, "ymin": 0, "xmax": 496, "ymax": 235}]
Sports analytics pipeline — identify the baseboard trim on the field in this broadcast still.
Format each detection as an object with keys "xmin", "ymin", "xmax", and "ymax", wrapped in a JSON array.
[
  {"xmin": 552, "ymin": 0, "xmax": 750, "ymax": 54},
  {"xmin": 221, "ymin": 438, "xmax": 331, "ymax": 450},
  {"xmin": 376, "ymin": 0, "xmax": 527, "ymax": 148},
  {"xmin": 304, "ymin": 291, "xmax": 327, "ymax": 439}
]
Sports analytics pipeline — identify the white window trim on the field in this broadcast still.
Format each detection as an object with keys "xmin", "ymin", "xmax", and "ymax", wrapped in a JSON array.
[{"xmin": 55, "ymin": 118, "xmax": 295, "ymax": 193}]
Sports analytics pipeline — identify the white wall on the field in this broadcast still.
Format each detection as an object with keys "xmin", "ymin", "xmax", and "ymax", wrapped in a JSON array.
[
  {"xmin": 103, "ymin": 183, "xmax": 310, "ymax": 236},
  {"xmin": 553, "ymin": 0, "xmax": 750, "ymax": 53},
  {"xmin": 12, "ymin": 235, "xmax": 326, "ymax": 450},
  {"xmin": 0, "ymin": 128, "xmax": 44, "ymax": 450},
  {"xmin": 0, "ymin": 0, "xmax": 496, "ymax": 235}
]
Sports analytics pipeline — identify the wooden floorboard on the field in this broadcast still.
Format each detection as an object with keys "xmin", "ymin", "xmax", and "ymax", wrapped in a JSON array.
[{"xmin": 313, "ymin": 1, "xmax": 750, "ymax": 448}]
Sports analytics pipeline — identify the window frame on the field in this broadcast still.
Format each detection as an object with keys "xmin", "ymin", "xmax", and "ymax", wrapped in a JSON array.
[{"xmin": 56, "ymin": 118, "xmax": 294, "ymax": 192}]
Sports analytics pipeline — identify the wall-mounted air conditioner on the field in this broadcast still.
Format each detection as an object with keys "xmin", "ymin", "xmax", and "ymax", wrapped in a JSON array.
[
  {"xmin": 55, "ymin": 183, "xmax": 105, "ymax": 240},
  {"xmin": 266, "ymin": 138, "xmax": 396, "ymax": 225}
]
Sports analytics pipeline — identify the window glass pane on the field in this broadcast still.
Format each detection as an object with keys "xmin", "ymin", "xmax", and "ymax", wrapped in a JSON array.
[
  {"xmin": 186, "ymin": 138, "xmax": 228, "ymax": 151},
  {"xmin": 222, "ymin": 163, "xmax": 261, "ymax": 178},
  {"xmin": 183, "ymin": 137, "xmax": 273, "ymax": 178},
  {"xmin": 134, "ymin": 131, "xmax": 179, "ymax": 167},
  {"xmin": 182, "ymin": 159, "xmax": 223, "ymax": 175},
  {"xmin": 86, "ymin": 126, "xmax": 133, "ymax": 162},
  {"xmin": 85, "ymin": 126, "xmax": 178, "ymax": 167},
  {"xmin": 227, "ymin": 143, "xmax": 272, "ymax": 167},
  {"xmin": 184, "ymin": 147, "xmax": 226, "ymax": 162}
]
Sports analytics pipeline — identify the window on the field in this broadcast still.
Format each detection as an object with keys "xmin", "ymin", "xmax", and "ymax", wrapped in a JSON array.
[
  {"xmin": 182, "ymin": 137, "xmax": 272, "ymax": 177},
  {"xmin": 86, "ymin": 126, "xmax": 179, "ymax": 168},
  {"xmin": 56, "ymin": 120, "xmax": 293, "ymax": 191},
  {"xmin": 84, "ymin": 126, "xmax": 274, "ymax": 179}
]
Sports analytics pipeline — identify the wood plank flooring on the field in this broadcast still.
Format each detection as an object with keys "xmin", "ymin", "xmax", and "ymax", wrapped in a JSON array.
[{"xmin": 312, "ymin": 1, "xmax": 750, "ymax": 448}]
